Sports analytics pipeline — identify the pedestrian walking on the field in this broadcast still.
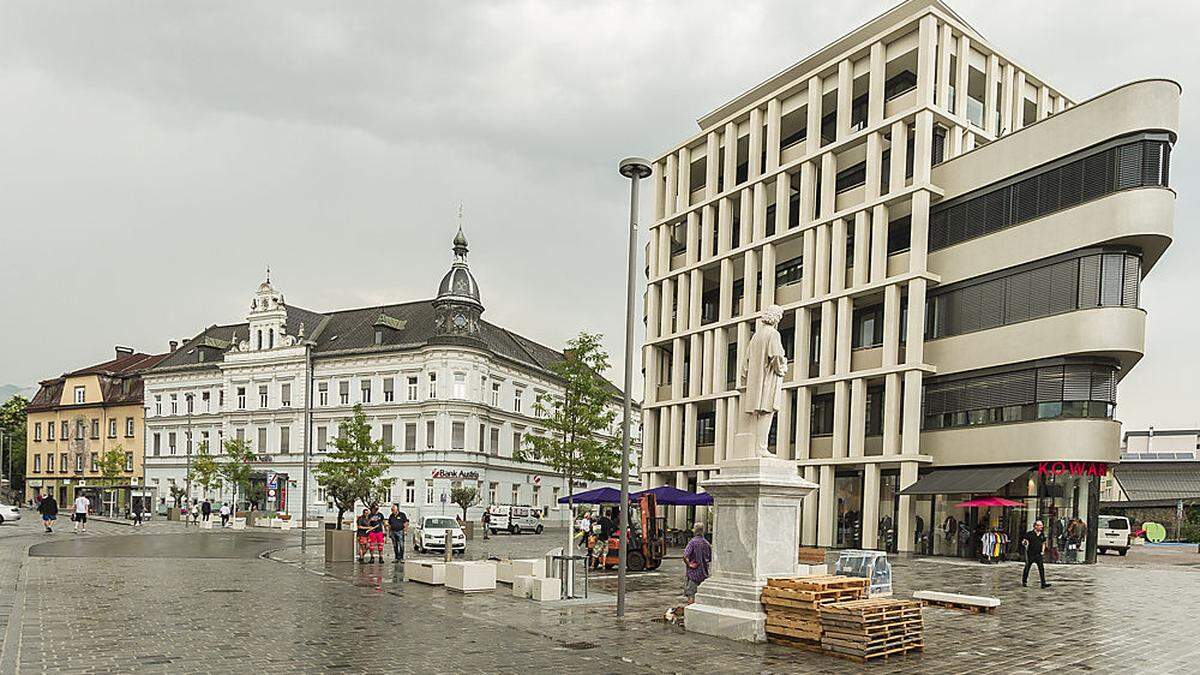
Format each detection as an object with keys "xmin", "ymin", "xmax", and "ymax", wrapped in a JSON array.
[
  {"xmin": 219, "ymin": 503, "xmax": 231, "ymax": 527},
  {"xmin": 190, "ymin": 499, "xmax": 201, "ymax": 527},
  {"xmin": 132, "ymin": 500, "xmax": 144, "ymax": 527},
  {"xmin": 355, "ymin": 508, "xmax": 372, "ymax": 562},
  {"xmin": 201, "ymin": 499, "xmax": 212, "ymax": 523},
  {"xmin": 37, "ymin": 493, "xmax": 58, "ymax": 533},
  {"xmin": 682, "ymin": 522, "xmax": 712, "ymax": 605},
  {"xmin": 1021, "ymin": 519, "xmax": 1052, "ymax": 588},
  {"xmin": 481, "ymin": 510, "xmax": 491, "ymax": 540},
  {"xmin": 367, "ymin": 505, "xmax": 386, "ymax": 563},
  {"xmin": 73, "ymin": 493, "xmax": 90, "ymax": 534},
  {"xmin": 387, "ymin": 504, "xmax": 409, "ymax": 562}
]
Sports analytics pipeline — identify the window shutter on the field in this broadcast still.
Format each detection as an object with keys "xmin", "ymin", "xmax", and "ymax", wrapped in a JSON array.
[
  {"xmin": 1090, "ymin": 367, "xmax": 1117, "ymax": 403},
  {"xmin": 1122, "ymin": 255, "xmax": 1140, "ymax": 308},
  {"xmin": 1115, "ymin": 142, "xmax": 1143, "ymax": 190},
  {"xmin": 978, "ymin": 277, "xmax": 1005, "ymax": 330},
  {"xmin": 1078, "ymin": 255, "xmax": 1101, "ymax": 308},
  {"xmin": 1100, "ymin": 253, "xmax": 1124, "ymax": 306},
  {"xmin": 1047, "ymin": 259, "xmax": 1079, "ymax": 314},
  {"xmin": 1062, "ymin": 365, "xmax": 1092, "ymax": 401},
  {"xmin": 1036, "ymin": 366, "xmax": 1064, "ymax": 402}
]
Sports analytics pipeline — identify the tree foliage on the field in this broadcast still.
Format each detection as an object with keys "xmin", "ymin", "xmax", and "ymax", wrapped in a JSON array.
[
  {"xmin": 315, "ymin": 405, "xmax": 396, "ymax": 529},
  {"xmin": 190, "ymin": 444, "xmax": 222, "ymax": 495},
  {"xmin": 98, "ymin": 446, "xmax": 125, "ymax": 484},
  {"xmin": 514, "ymin": 332, "xmax": 620, "ymax": 507},
  {"xmin": 220, "ymin": 437, "xmax": 256, "ymax": 511},
  {"xmin": 0, "ymin": 395, "xmax": 28, "ymax": 496},
  {"xmin": 450, "ymin": 485, "xmax": 479, "ymax": 520}
]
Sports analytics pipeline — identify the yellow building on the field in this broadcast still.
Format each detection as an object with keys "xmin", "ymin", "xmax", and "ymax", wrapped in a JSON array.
[{"xmin": 25, "ymin": 347, "xmax": 167, "ymax": 509}]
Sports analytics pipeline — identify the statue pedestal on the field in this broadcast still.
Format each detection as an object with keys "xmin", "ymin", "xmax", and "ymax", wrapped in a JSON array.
[{"xmin": 684, "ymin": 456, "xmax": 819, "ymax": 643}]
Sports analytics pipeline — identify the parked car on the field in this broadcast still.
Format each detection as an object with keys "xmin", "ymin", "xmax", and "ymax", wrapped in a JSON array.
[
  {"xmin": 1097, "ymin": 515, "xmax": 1132, "ymax": 556},
  {"xmin": 413, "ymin": 516, "xmax": 466, "ymax": 554},
  {"xmin": 0, "ymin": 503, "xmax": 21, "ymax": 524},
  {"xmin": 485, "ymin": 505, "xmax": 544, "ymax": 535}
]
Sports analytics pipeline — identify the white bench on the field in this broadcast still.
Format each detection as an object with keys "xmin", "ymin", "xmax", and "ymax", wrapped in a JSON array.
[
  {"xmin": 446, "ymin": 561, "xmax": 496, "ymax": 593},
  {"xmin": 407, "ymin": 561, "xmax": 446, "ymax": 586},
  {"xmin": 913, "ymin": 590, "xmax": 1000, "ymax": 613}
]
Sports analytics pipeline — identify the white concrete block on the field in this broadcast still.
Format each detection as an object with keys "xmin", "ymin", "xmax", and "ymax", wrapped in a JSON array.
[
  {"xmin": 512, "ymin": 575, "xmax": 534, "ymax": 598},
  {"xmin": 511, "ymin": 558, "xmax": 545, "ymax": 579},
  {"xmin": 201, "ymin": 519, "xmax": 213, "ymax": 530},
  {"xmin": 496, "ymin": 559, "xmax": 515, "ymax": 585},
  {"xmin": 446, "ymin": 561, "xmax": 496, "ymax": 593},
  {"xmin": 913, "ymin": 590, "xmax": 1000, "ymax": 608},
  {"xmin": 808, "ymin": 564, "xmax": 828, "ymax": 576},
  {"xmin": 529, "ymin": 576, "xmax": 560, "ymax": 602},
  {"xmin": 231, "ymin": 518, "xmax": 246, "ymax": 531},
  {"xmin": 408, "ymin": 561, "xmax": 446, "ymax": 586}
]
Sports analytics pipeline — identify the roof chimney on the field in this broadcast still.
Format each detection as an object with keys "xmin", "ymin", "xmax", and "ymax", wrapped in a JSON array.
[
  {"xmin": 169, "ymin": 340, "xmax": 179, "ymax": 352},
  {"xmin": 115, "ymin": 345, "xmax": 134, "ymax": 357}
]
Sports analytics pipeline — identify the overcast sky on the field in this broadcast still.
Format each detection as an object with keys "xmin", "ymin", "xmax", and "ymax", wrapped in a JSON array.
[{"xmin": 0, "ymin": 1, "xmax": 1196, "ymax": 433}]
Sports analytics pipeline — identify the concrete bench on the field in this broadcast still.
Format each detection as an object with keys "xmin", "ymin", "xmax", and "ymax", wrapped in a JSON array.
[
  {"xmin": 408, "ymin": 561, "xmax": 446, "ymax": 586},
  {"xmin": 913, "ymin": 590, "xmax": 1000, "ymax": 613},
  {"xmin": 446, "ymin": 561, "xmax": 496, "ymax": 593}
]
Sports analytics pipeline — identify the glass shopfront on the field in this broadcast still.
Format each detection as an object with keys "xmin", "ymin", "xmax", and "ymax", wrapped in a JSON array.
[
  {"xmin": 835, "ymin": 469, "xmax": 864, "ymax": 549},
  {"xmin": 905, "ymin": 462, "xmax": 1104, "ymax": 564}
]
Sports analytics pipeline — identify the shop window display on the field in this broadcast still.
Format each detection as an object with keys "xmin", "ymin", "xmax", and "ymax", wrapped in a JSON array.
[{"xmin": 835, "ymin": 470, "xmax": 864, "ymax": 549}]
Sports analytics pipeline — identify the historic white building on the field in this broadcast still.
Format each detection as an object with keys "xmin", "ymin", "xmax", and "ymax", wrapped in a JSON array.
[{"xmin": 142, "ymin": 229, "xmax": 639, "ymax": 524}]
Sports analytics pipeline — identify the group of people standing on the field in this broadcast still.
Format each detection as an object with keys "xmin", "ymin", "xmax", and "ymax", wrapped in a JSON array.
[
  {"xmin": 355, "ymin": 504, "xmax": 409, "ymax": 563},
  {"xmin": 33, "ymin": 493, "xmax": 91, "ymax": 534}
]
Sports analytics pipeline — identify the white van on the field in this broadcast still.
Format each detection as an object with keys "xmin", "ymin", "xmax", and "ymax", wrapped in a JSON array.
[
  {"xmin": 486, "ymin": 505, "xmax": 544, "ymax": 535},
  {"xmin": 1097, "ymin": 515, "xmax": 1131, "ymax": 556}
]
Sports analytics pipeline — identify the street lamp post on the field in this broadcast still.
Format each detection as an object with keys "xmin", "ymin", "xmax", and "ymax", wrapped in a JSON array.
[
  {"xmin": 301, "ymin": 339, "xmax": 315, "ymax": 555},
  {"xmin": 617, "ymin": 156, "xmax": 651, "ymax": 617},
  {"xmin": 185, "ymin": 393, "xmax": 194, "ymax": 507}
]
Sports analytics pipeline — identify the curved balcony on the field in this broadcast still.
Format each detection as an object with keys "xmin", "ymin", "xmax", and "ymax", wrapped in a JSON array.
[
  {"xmin": 923, "ymin": 306, "xmax": 1146, "ymax": 378},
  {"xmin": 920, "ymin": 417, "xmax": 1121, "ymax": 467}
]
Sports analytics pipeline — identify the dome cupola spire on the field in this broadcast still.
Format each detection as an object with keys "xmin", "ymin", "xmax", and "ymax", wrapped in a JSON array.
[{"xmin": 433, "ymin": 208, "xmax": 483, "ymax": 341}]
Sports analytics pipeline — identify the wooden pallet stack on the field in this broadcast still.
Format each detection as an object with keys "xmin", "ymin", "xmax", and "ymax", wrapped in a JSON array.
[
  {"xmin": 761, "ymin": 576, "xmax": 869, "ymax": 651},
  {"xmin": 818, "ymin": 598, "xmax": 924, "ymax": 663},
  {"xmin": 797, "ymin": 546, "xmax": 826, "ymax": 566}
]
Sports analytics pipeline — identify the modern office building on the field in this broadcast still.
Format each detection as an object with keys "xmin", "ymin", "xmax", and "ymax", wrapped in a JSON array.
[
  {"xmin": 142, "ymin": 229, "xmax": 638, "ymax": 524},
  {"xmin": 641, "ymin": 0, "xmax": 1178, "ymax": 563},
  {"xmin": 24, "ymin": 348, "xmax": 167, "ymax": 510}
]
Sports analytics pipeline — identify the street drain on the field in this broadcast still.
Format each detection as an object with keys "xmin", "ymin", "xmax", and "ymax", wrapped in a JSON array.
[{"xmin": 562, "ymin": 641, "xmax": 598, "ymax": 651}]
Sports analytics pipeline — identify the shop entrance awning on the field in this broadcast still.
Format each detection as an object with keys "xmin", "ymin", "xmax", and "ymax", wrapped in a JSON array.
[{"xmin": 899, "ymin": 466, "xmax": 1029, "ymax": 496}]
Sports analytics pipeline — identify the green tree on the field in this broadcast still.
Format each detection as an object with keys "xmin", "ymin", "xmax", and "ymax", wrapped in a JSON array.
[
  {"xmin": 450, "ymin": 485, "xmax": 480, "ymax": 521},
  {"xmin": 315, "ymin": 405, "xmax": 396, "ymax": 529},
  {"xmin": 97, "ymin": 446, "xmax": 125, "ymax": 516},
  {"xmin": 169, "ymin": 484, "xmax": 187, "ymax": 508},
  {"xmin": 0, "ymin": 395, "xmax": 28, "ymax": 499},
  {"xmin": 190, "ymin": 444, "xmax": 222, "ymax": 498},
  {"xmin": 220, "ymin": 437, "xmax": 255, "ymax": 512},
  {"xmin": 514, "ymin": 332, "xmax": 620, "ymax": 558}
]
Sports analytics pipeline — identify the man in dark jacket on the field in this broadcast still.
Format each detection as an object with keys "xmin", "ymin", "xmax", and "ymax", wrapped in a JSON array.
[
  {"xmin": 37, "ymin": 494, "xmax": 58, "ymax": 533},
  {"xmin": 1022, "ymin": 520, "xmax": 1051, "ymax": 588},
  {"xmin": 201, "ymin": 500, "xmax": 213, "ymax": 523}
]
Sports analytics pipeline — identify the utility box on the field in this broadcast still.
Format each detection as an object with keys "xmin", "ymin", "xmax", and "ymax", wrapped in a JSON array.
[{"xmin": 324, "ymin": 528, "xmax": 356, "ymax": 563}]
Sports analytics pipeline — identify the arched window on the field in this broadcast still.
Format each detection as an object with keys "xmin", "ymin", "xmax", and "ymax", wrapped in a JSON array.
[
  {"xmin": 257, "ymin": 330, "xmax": 263, "ymax": 350},
  {"xmin": 269, "ymin": 329, "xmax": 275, "ymax": 349}
]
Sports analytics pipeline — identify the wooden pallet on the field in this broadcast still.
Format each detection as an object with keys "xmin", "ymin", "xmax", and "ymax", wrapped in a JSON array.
[
  {"xmin": 798, "ymin": 546, "xmax": 827, "ymax": 565},
  {"xmin": 920, "ymin": 598, "xmax": 997, "ymax": 614},
  {"xmin": 767, "ymin": 575, "xmax": 870, "ymax": 592},
  {"xmin": 767, "ymin": 636, "xmax": 824, "ymax": 653},
  {"xmin": 816, "ymin": 598, "xmax": 925, "ymax": 663}
]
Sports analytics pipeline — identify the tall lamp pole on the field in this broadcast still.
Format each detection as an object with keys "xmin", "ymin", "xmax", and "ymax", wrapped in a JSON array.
[
  {"xmin": 301, "ymin": 339, "xmax": 315, "ymax": 555},
  {"xmin": 617, "ymin": 156, "xmax": 651, "ymax": 617},
  {"xmin": 185, "ymin": 393, "xmax": 194, "ymax": 507}
]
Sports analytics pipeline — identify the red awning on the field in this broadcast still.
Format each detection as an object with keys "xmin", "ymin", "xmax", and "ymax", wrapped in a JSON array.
[{"xmin": 954, "ymin": 496, "xmax": 1025, "ymax": 508}]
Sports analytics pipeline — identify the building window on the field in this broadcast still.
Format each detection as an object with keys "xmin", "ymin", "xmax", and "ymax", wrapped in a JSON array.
[
  {"xmin": 280, "ymin": 426, "xmax": 290, "ymax": 454},
  {"xmin": 428, "ymin": 373, "xmax": 437, "ymax": 399},
  {"xmin": 511, "ymin": 431, "xmax": 521, "ymax": 457},
  {"xmin": 90, "ymin": 453, "xmax": 98, "ymax": 472},
  {"xmin": 404, "ymin": 480, "xmax": 415, "ymax": 504},
  {"xmin": 451, "ymin": 422, "xmax": 466, "ymax": 450},
  {"xmin": 383, "ymin": 377, "xmax": 395, "ymax": 402},
  {"xmin": 168, "ymin": 432, "xmax": 177, "ymax": 455},
  {"xmin": 922, "ymin": 358, "xmax": 1118, "ymax": 431},
  {"xmin": 532, "ymin": 485, "xmax": 541, "ymax": 508},
  {"xmin": 124, "ymin": 452, "xmax": 134, "ymax": 472},
  {"xmin": 153, "ymin": 433, "xmax": 161, "ymax": 456},
  {"xmin": 511, "ymin": 484, "xmax": 520, "ymax": 505},
  {"xmin": 339, "ymin": 381, "xmax": 350, "ymax": 405},
  {"xmin": 478, "ymin": 423, "xmax": 485, "ymax": 453},
  {"xmin": 281, "ymin": 383, "xmax": 291, "ymax": 408},
  {"xmin": 60, "ymin": 452, "xmax": 68, "ymax": 472},
  {"xmin": 407, "ymin": 376, "xmax": 419, "ymax": 401},
  {"xmin": 200, "ymin": 430, "xmax": 210, "ymax": 452},
  {"xmin": 317, "ymin": 426, "xmax": 327, "ymax": 453},
  {"xmin": 453, "ymin": 373, "xmax": 467, "ymax": 399},
  {"xmin": 74, "ymin": 386, "xmax": 85, "ymax": 404},
  {"xmin": 487, "ymin": 482, "xmax": 498, "ymax": 505},
  {"xmin": 426, "ymin": 479, "xmax": 435, "ymax": 505},
  {"xmin": 108, "ymin": 418, "xmax": 117, "ymax": 438},
  {"xmin": 237, "ymin": 387, "xmax": 246, "ymax": 410},
  {"xmin": 170, "ymin": 394, "xmax": 178, "ymax": 415},
  {"xmin": 513, "ymin": 389, "xmax": 524, "ymax": 413},
  {"xmin": 491, "ymin": 382, "xmax": 501, "ymax": 407},
  {"xmin": 488, "ymin": 428, "xmax": 499, "ymax": 455},
  {"xmin": 381, "ymin": 423, "xmax": 393, "ymax": 448},
  {"xmin": 256, "ymin": 427, "xmax": 267, "ymax": 453},
  {"xmin": 361, "ymin": 380, "xmax": 372, "ymax": 404},
  {"xmin": 426, "ymin": 420, "xmax": 436, "ymax": 449},
  {"xmin": 46, "ymin": 422, "xmax": 54, "ymax": 441},
  {"xmin": 219, "ymin": 389, "xmax": 225, "ymax": 408},
  {"xmin": 75, "ymin": 454, "xmax": 84, "ymax": 473},
  {"xmin": 402, "ymin": 423, "xmax": 415, "ymax": 451},
  {"xmin": 90, "ymin": 419, "xmax": 99, "ymax": 439},
  {"xmin": 33, "ymin": 454, "xmax": 41, "ymax": 472},
  {"xmin": 318, "ymin": 382, "xmax": 328, "ymax": 406},
  {"xmin": 259, "ymin": 385, "xmax": 269, "ymax": 408},
  {"xmin": 46, "ymin": 453, "xmax": 54, "ymax": 472},
  {"xmin": 154, "ymin": 395, "xmax": 162, "ymax": 416},
  {"xmin": 930, "ymin": 135, "xmax": 1173, "ymax": 251},
  {"xmin": 202, "ymin": 391, "xmax": 211, "ymax": 412},
  {"xmin": 123, "ymin": 417, "xmax": 133, "ymax": 438},
  {"xmin": 236, "ymin": 427, "xmax": 245, "ymax": 442},
  {"xmin": 33, "ymin": 422, "xmax": 42, "ymax": 441},
  {"xmin": 186, "ymin": 394, "xmax": 194, "ymax": 414},
  {"xmin": 534, "ymin": 391, "xmax": 546, "ymax": 418}
]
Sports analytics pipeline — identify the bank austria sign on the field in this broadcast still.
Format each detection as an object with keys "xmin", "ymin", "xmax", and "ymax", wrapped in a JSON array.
[
  {"xmin": 431, "ymin": 469, "xmax": 480, "ymax": 480},
  {"xmin": 1036, "ymin": 461, "xmax": 1109, "ymax": 477}
]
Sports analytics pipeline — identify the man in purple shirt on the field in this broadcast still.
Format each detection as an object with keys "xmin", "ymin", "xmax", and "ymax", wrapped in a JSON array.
[{"xmin": 682, "ymin": 523, "xmax": 712, "ymax": 604}]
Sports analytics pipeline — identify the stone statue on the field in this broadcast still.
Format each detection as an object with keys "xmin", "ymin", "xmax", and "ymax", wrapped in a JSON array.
[{"xmin": 737, "ymin": 304, "xmax": 788, "ymax": 458}]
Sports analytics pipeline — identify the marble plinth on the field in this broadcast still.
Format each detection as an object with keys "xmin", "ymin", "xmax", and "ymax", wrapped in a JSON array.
[{"xmin": 685, "ymin": 456, "xmax": 818, "ymax": 643}]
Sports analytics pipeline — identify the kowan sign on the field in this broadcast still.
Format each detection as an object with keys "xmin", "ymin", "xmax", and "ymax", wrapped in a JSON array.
[
  {"xmin": 1036, "ymin": 462, "xmax": 1109, "ymax": 477},
  {"xmin": 431, "ymin": 469, "xmax": 480, "ymax": 480}
]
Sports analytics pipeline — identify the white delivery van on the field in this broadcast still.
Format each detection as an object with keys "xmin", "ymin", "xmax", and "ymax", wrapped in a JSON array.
[
  {"xmin": 1097, "ymin": 514, "xmax": 1131, "ymax": 556},
  {"xmin": 486, "ymin": 505, "xmax": 544, "ymax": 535}
]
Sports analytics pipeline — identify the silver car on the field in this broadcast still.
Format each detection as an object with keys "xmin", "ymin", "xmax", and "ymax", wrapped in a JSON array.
[
  {"xmin": 412, "ymin": 516, "xmax": 466, "ymax": 554},
  {"xmin": 0, "ymin": 503, "xmax": 21, "ymax": 524}
]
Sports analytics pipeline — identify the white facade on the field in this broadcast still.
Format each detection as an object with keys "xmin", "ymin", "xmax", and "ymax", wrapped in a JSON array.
[{"xmin": 143, "ymin": 234, "xmax": 639, "ymax": 524}]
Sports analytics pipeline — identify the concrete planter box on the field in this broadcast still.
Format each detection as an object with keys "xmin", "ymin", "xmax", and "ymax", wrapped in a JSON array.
[
  {"xmin": 408, "ymin": 561, "xmax": 446, "ymax": 586},
  {"xmin": 512, "ymin": 575, "xmax": 534, "ymax": 598},
  {"xmin": 529, "ymin": 576, "xmax": 561, "ymax": 602},
  {"xmin": 513, "ymin": 558, "xmax": 545, "ymax": 579},
  {"xmin": 230, "ymin": 518, "xmax": 247, "ymax": 530},
  {"xmin": 324, "ymin": 529, "xmax": 355, "ymax": 563},
  {"xmin": 446, "ymin": 561, "xmax": 496, "ymax": 593}
]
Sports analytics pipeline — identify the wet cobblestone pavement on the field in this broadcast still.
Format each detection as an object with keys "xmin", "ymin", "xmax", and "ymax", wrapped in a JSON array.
[{"xmin": 1, "ymin": 513, "xmax": 1197, "ymax": 673}]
